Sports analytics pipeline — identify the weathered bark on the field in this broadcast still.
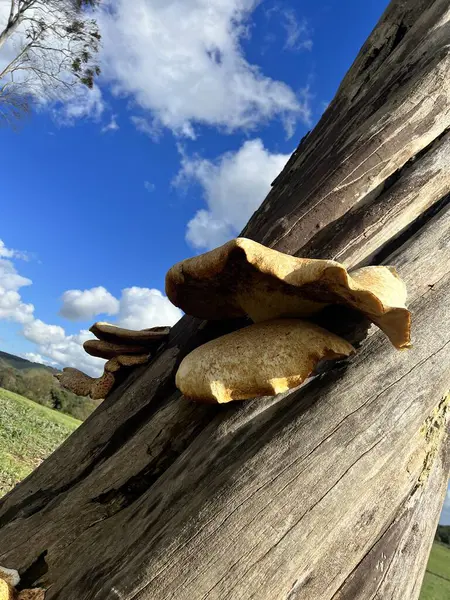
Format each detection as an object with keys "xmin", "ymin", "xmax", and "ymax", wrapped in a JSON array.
[{"xmin": 1, "ymin": 1, "xmax": 449, "ymax": 599}]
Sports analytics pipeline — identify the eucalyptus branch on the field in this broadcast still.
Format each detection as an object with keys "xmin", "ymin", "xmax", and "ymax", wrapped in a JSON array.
[{"xmin": 0, "ymin": 0, "xmax": 101, "ymax": 121}]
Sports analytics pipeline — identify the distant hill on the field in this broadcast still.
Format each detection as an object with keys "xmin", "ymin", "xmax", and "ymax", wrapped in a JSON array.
[
  {"xmin": 0, "ymin": 350, "xmax": 100, "ymax": 421},
  {"xmin": 0, "ymin": 350, "xmax": 57, "ymax": 372}
]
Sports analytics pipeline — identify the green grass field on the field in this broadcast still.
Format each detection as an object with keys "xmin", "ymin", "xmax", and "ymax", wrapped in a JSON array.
[
  {"xmin": 0, "ymin": 387, "xmax": 80, "ymax": 497},
  {"xmin": 420, "ymin": 542, "xmax": 450, "ymax": 600}
]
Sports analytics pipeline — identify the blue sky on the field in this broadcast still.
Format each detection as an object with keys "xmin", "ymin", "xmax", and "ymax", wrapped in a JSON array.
[{"xmin": 1, "ymin": 0, "xmax": 448, "ymax": 521}]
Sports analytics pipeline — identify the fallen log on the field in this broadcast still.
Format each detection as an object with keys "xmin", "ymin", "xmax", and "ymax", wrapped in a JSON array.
[{"xmin": 0, "ymin": 1, "xmax": 449, "ymax": 598}]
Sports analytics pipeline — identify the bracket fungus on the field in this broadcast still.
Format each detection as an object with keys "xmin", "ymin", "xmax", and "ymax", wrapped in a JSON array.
[
  {"xmin": 56, "ymin": 324, "xmax": 171, "ymax": 400},
  {"xmin": 56, "ymin": 354, "xmax": 149, "ymax": 400},
  {"xmin": 83, "ymin": 339, "xmax": 150, "ymax": 359},
  {"xmin": 166, "ymin": 237, "xmax": 410, "ymax": 349},
  {"xmin": 89, "ymin": 322, "xmax": 170, "ymax": 347},
  {"xmin": 176, "ymin": 319, "xmax": 355, "ymax": 404},
  {"xmin": 0, "ymin": 580, "xmax": 11, "ymax": 600},
  {"xmin": 167, "ymin": 237, "xmax": 411, "ymax": 404},
  {"xmin": 0, "ymin": 567, "xmax": 45, "ymax": 600}
]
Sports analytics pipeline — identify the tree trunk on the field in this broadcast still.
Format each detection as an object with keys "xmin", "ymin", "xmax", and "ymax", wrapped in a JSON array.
[{"xmin": 1, "ymin": 1, "xmax": 449, "ymax": 599}]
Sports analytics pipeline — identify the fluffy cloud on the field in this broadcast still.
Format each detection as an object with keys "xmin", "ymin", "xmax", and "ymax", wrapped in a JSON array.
[
  {"xmin": 0, "ymin": 240, "xmax": 34, "ymax": 324},
  {"xmin": 99, "ymin": 0, "xmax": 307, "ymax": 136},
  {"xmin": 0, "ymin": 289, "xmax": 34, "ymax": 324},
  {"xmin": 60, "ymin": 286, "xmax": 120, "ymax": 321},
  {"xmin": 0, "ymin": 240, "xmax": 28, "ymax": 260},
  {"xmin": 23, "ymin": 321, "xmax": 105, "ymax": 377},
  {"xmin": 117, "ymin": 287, "xmax": 182, "ymax": 330},
  {"xmin": 23, "ymin": 352, "xmax": 58, "ymax": 367},
  {"xmin": 54, "ymin": 84, "xmax": 105, "ymax": 124},
  {"xmin": 28, "ymin": 287, "xmax": 182, "ymax": 376},
  {"xmin": 59, "ymin": 285, "xmax": 181, "ymax": 329},
  {"xmin": 177, "ymin": 139, "xmax": 290, "ymax": 250},
  {"xmin": 0, "ymin": 240, "xmax": 181, "ymax": 377}
]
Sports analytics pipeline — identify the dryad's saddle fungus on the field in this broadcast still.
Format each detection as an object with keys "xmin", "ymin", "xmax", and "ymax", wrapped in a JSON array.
[
  {"xmin": 83, "ymin": 339, "xmax": 149, "ymax": 359},
  {"xmin": 56, "ymin": 353, "xmax": 149, "ymax": 400},
  {"xmin": 0, "ymin": 580, "xmax": 11, "ymax": 600},
  {"xmin": 89, "ymin": 322, "xmax": 170, "ymax": 347},
  {"xmin": 0, "ymin": 566, "xmax": 45, "ymax": 600},
  {"xmin": 16, "ymin": 591, "xmax": 46, "ymax": 600},
  {"xmin": 166, "ymin": 237, "xmax": 411, "ymax": 349},
  {"xmin": 56, "ymin": 323, "xmax": 172, "ymax": 399},
  {"xmin": 176, "ymin": 319, "xmax": 355, "ymax": 404}
]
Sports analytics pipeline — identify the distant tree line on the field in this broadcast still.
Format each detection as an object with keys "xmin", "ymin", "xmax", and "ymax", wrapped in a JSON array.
[
  {"xmin": 0, "ymin": 359, "xmax": 99, "ymax": 420},
  {"xmin": 435, "ymin": 524, "xmax": 450, "ymax": 547}
]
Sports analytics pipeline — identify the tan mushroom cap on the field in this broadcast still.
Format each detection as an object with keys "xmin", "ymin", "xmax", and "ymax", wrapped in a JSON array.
[
  {"xmin": 83, "ymin": 339, "xmax": 149, "ymax": 359},
  {"xmin": 90, "ymin": 322, "xmax": 170, "ymax": 347},
  {"xmin": 104, "ymin": 353, "xmax": 150, "ymax": 372},
  {"xmin": 56, "ymin": 353, "xmax": 150, "ymax": 400},
  {"xmin": 0, "ymin": 580, "xmax": 12, "ymax": 600},
  {"xmin": 176, "ymin": 319, "xmax": 355, "ymax": 404},
  {"xmin": 56, "ymin": 367, "xmax": 116, "ymax": 400},
  {"xmin": 55, "ymin": 368, "xmax": 94, "ymax": 397},
  {"xmin": 17, "ymin": 590, "xmax": 46, "ymax": 600},
  {"xmin": 166, "ymin": 237, "xmax": 410, "ymax": 349}
]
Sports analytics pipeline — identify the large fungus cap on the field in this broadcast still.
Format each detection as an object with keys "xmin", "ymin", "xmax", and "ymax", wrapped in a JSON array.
[
  {"xmin": 83, "ymin": 339, "xmax": 149, "ymax": 359},
  {"xmin": 0, "ymin": 580, "xmax": 11, "ymax": 600},
  {"xmin": 176, "ymin": 319, "xmax": 355, "ymax": 404},
  {"xmin": 55, "ymin": 368, "xmax": 94, "ymax": 397},
  {"xmin": 166, "ymin": 237, "xmax": 410, "ymax": 349},
  {"xmin": 90, "ymin": 322, "xmax": 170, "ymax": 347},
  {"xmin": 56, "ymin": 367, "xmax": 115, "ymax": 400}
]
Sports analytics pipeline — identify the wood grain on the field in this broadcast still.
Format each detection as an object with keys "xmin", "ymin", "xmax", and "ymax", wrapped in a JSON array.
[{"xmin": 1, "ymin": 1, "xmax": 449, "ymax": 598}]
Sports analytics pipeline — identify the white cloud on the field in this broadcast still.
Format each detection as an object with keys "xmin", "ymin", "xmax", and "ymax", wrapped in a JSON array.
[
  {"xmin": 0, "ymin": 240, "xmax": 34, "ymax": 324},
  {"xmin": 0, "ymin": 241, "xmax": 181, "ymax": 377},
  {"xmin": 0, "ymin": 289, "xmax": 35, "ymax": 324},
  {"xmin": 33, "ymin": 287, "xmax": 182, "ymax": 375},
  {"xmin": 23, "ymin": 321, "xmax": 105, "ymax": 377},
  {"xmin": 0, "ymin": 240, "xmax": 27, "ymax": 260},
  {"xmin": 60, "ymin": 286, "xmax": 120, "ymax": 321},
  {"xmin": 58, "ymin": 285, "xmax": 181, "ymax": 330},
  {"xmin": 444, "ymin": 488, "xmax": 450, "ymax": 510},
  {"xmin": 99, "ymin": 0, "xmax": 307, "ymax": 136},
  {"xmin": 54, "ymin": 84, "xmax": 105, "ymax": 124},
  {"xmin": 117, "ymin": 287, "xmax": 182, "ymax": 330},
  {"xmin": 130, "ymin": 115, "xmax": 164, "ymax": 141},
  {"xmin": 101, "ymin": 114, "xmax": 119, "ymax": 133},
  {"xmin": 281, "ymin": 10, "xmax": 312, "ymax": 51},
  {"xmin": 144, "ymin": 181, "xmax": 155, "ymax": 192},
  {"xmin": 177, "ymin": 139, "xmax": 290, "ymax": 250},
  {"xmin": 23, "ymin": 319, "xmax": 67, "ymax": 346},
  {"xmin": 0, "ymin": 258, "xmax": 31, "ymax": 292},
  {"xmin": 23, "ymin": 352, "xmax": 58, "ymax": 367}
]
